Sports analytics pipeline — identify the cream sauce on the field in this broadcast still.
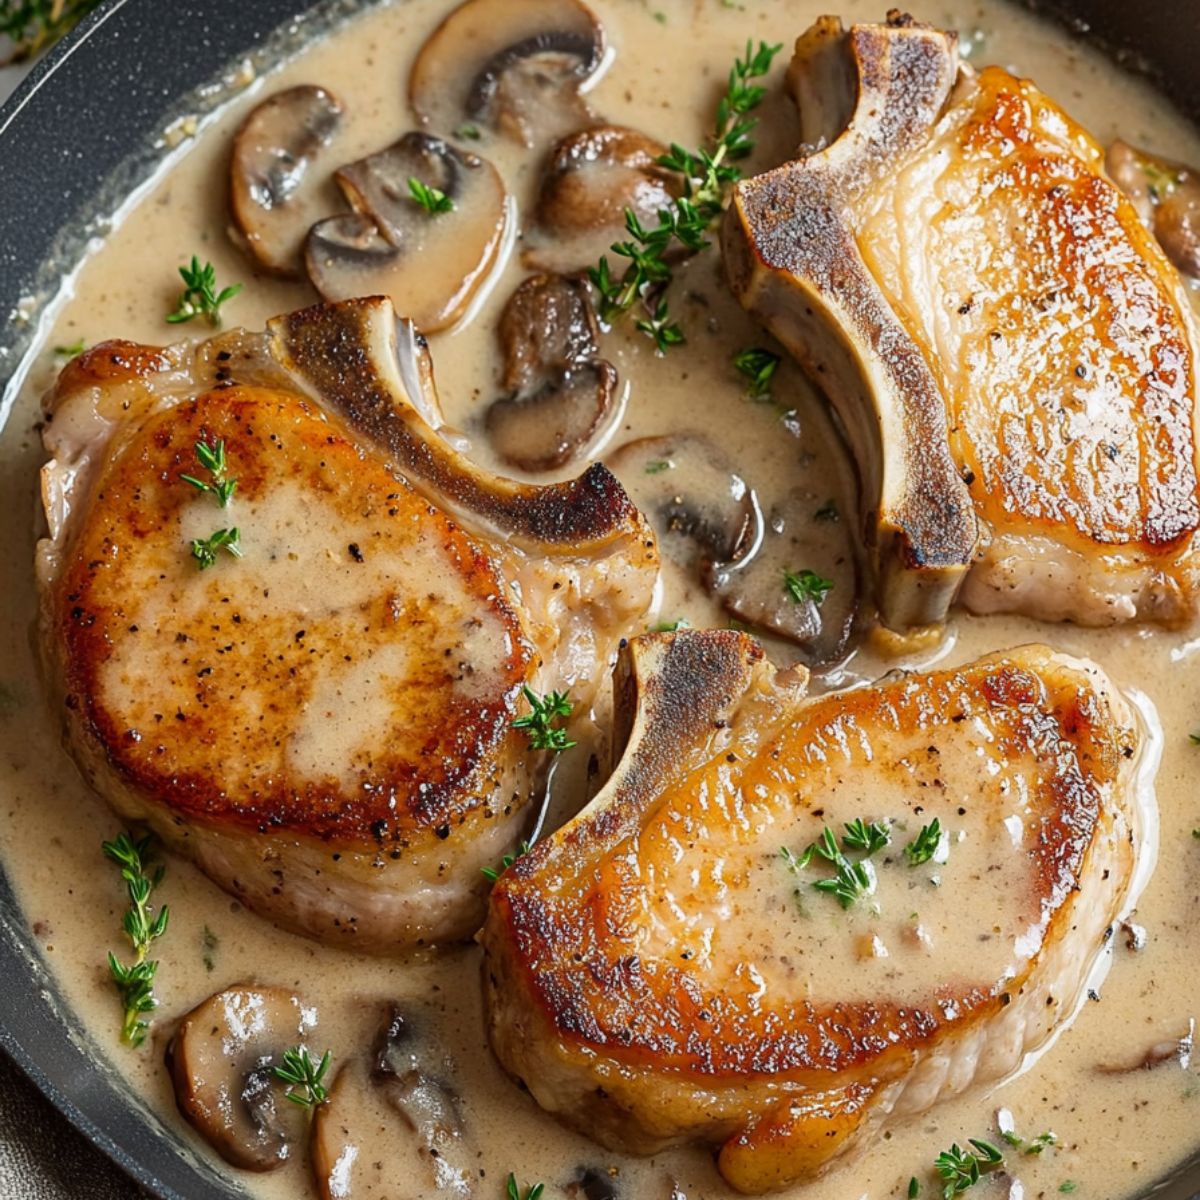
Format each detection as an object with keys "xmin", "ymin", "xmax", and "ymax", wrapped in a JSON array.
[{"xmin": 3, "ymin": 1, "xmax": 1200, "ymax": 1198}]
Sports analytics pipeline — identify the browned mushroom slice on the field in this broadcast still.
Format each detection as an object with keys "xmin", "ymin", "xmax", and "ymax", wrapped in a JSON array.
[
  {"xmin": 409, "ymin": 0, "xmax": 606, "ymax": 150},
  {"xmin": 608, "ymin": 435, "xmax": 858, "ymax": 664},
  {"xmin": 485, "ymin": 274, "xmax": 617, "ymax": 472},
  {"xmin": 1108, "ymin": 140, "xmax": 1200, "ymax": 279},
  {"xmin": 230, "ymin": 85, "xmax": 344, "ymax": 277},
  {"xmin": 608, "ymin": 433, "xmax": 757, "ymax": 573},
  {"xmin": 305, "ymin": 132, "xmax": 509, "ymax": 332},
  {"xmin": 710, "ymin": 487, "xmax": 860, "ymax": 667},
  {"xmin": 526, "ymin": 126, "xmax": 679, "ymax": 273},
  {"xmin": 168, "ymin": 985, "xmax": 317, "ymax": 1171},
  {"xmin": 312, "ymin": 1008, "xmax": 473, "ymax": 1199}
]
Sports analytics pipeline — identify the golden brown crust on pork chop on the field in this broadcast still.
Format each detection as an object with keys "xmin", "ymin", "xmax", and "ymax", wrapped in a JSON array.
[
  {"xmin": 54, "ymin": 384, "xmax": 532, "ymax": 842},
  {"xmin": 483, "ymin": 634, "xmax": 1146, "ymax": 1190}
]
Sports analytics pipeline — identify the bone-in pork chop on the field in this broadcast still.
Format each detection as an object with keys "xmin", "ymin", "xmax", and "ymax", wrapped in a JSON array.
[
  {"xmin": 483, "ymin": 632, "xmax": 1153, "ymax": 1192},
  {"xmin": 724, "ymin": 14, "xmax": 1200, "ymax": 630},
  {"xmin": 37, "ymin": 298, "xmax": 658, "ymax": 951}
]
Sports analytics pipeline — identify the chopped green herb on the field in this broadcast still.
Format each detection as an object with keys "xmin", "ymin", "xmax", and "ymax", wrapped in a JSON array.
[
  {"xmin": 191, "ymin": 527, "xmax": 243, "ymax": 570},
  {"xmin": 455, "ymin": 122, "xmax": 481, "ymax": 140},
  {"xmin": 842, "ymin": 818, "xmax": 891, "ymax": 857},
  {"xmin": 54, "ymin": 337, "xmax": 86, "ymax": 357},
  {"xmin": 651, "ymin": 618, "xmax": 690, "ymax": 632},
  {"xmin": 652, "ymin": 8, "xmax": 666, "ymax": 22},
  {"xmin": 645, "ymin": 459, "xmax": 672, "ymax": 474},
  {"xmin": 783, "ymin": 568, "xmax": 834, "ymax": 605},
  {"xmin": 166, "ymin": 256, "xmax": 242, "ymax": 327},
  {"xmin": 933, "ymin": 1139, "xmax": 1004, "ymax": 1198},
  {"xmin": 814, "ymin": 499, "xmax": 839, "ymax": 522},
  {"xmin": 904, "ymin": 818, "xmax": 944, "ymax": 867},
  {"xmin": 408, "ymin": 176, "xmax": 454, "ymax": 215},
  {"xmin": 635, "ymin": 295, "xmax": 685, "ymax": 354},
  {"xmin": 482, "ymin": 840, "xmax": 531, "ymax": 883},
  {"xmin": 1001, "ymin": 1127, "xmax": 1058, "ymax": 1155},
  {"xmin": 734, "ymin": 346, "xmax": 781, "ymax": 399},
  {"xmin": 1141, "ymin": 157, "xmax": 1183, "ymax": 202},
  {"xmin": 512, "ymin": 686, "xmax": 576, "ymax": 752},
  {"xmin": 180, "ymin": 438, "xmax": 237, "ymax": 507},
  {"xmin": 506, "ymin": 1174, "xmax": 545, "ymax": 1200},
  {"xmin": 1189, "ymin": 731, "xmax": 1200, "ymax": 745},
  {"xmin": 272, "ymin": 1045, "xmax": 333, "ymax": 1108},
  {"xmin": 102, "ymin": 832, "xmax": 169, "ymax": 1047},
  {"xmin": 587, "ymin": 40, "xmax": 782, "ymax": 349},
  {"xmin": 909, "ymin": 1178, "xmax": 921, "ymax": 1199},
  {"xmin": 1059, "ymin": 1184, "xmax": 1078, "ymax": 1195},
  {"xmin": 808, "ymin": 827, "xmax": 876, "ymax": 909}
]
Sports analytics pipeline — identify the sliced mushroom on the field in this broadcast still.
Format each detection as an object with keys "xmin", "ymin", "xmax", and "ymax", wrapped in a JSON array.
[
  {"xmin": 409, "ymin": 0, "xmax": 606, "ymax": 150},
  {"xmin": 168, "ymin": 985, "xmax": 317, "ymax": 1171},
  {"xmin": 485, "ymin": 274, "xmax": 618, "ymax": 472},
  {"xmin": 608, "ymin": 435, "xmax": 859, "ymax": 665},
  {"xmin": 526, "ymin": 125, "xmax": 680, "ymax": 273},
  {"xmin": 312, "ymin": 1006, "xmax": 472, "ymax": 1200},
  {"xmin": 1108, "ymin": 140, "xmax": 1200, "ymax": 279},
  {"xmin": 305, "ymin": 132, "xmax": 509, "ymax": 333},
  {"xmin": 607, "ymin": 433, "xmax": 757, "ymax": 574},
  {"xmin": 230, "ymin": 86, "xmax": 344, "ymax": 277}
]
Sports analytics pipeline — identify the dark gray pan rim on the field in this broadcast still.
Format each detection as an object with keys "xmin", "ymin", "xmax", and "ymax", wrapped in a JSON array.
[{"xmin": 0, "ymin": 1, "xmax": 1197, "ymax": 1197}]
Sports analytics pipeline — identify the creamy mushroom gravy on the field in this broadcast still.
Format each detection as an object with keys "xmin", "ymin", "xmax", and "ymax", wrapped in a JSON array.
[{"xmin": 3, "ymin": 1, "xmax": 1200, "ymax": 1197}]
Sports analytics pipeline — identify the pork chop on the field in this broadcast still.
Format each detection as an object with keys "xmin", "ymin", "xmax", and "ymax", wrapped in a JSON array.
[
  {"xmin": 37, "ymin": 297, "xmax": 658, "ymax": 951},
  {"xmin": 723, "ymin": 13, "xmax": 1200, "ymax": 630},
  {"xmin": 482, "ymin": 632, "xmax": 1155, "ymax": 1193}
]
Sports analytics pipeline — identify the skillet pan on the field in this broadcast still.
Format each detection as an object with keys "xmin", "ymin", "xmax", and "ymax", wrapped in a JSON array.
[{"xmin": 0, "ymin": 0, "xmax": 1197, "ymax": 1196}]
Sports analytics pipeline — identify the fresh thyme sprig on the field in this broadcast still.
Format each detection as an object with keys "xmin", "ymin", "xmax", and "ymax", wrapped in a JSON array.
[
  {"xmin": 102, "ymin": 832, "xmax": 169, "ymax": 1048},
  {"xmin": 482, "ymin": 840, "xmax": 532, "ymax": 883},
  {"xmin": 181, "ymin": 438, "xmax": 237, "ymax": 507},
  {"xmin": 0, "ymin": 0, "xmax": 101, "ymax": 65},
  {"xmin": 512, "ymin": 686, "xmax": 576, "ymax": 752},
  {"xmin": 587, "ymin": 39, "xmax": 782, "ymax": 350},
  {"xmin": 191, "ymin": 527, "xmax": 243, "ymax": 570},
  {"xmin": 408, "ymin": 176, "xmax": 454, "ymax": 214},
  {"xmin": 783, "ymin": 568, "xmax": 833, "ymax": 606},
  {"xmin": 905, "ymin": 818, "xmax": 945, "ymax": 867},
  {"xmin": 272, "ymin": 1045, "xmax": 333, "ymax": 1109},
  {"xmin": 734, "ymin": 346, "xmax": 781, "ymax": 400},
  {"xmin": 505, "ymin": 1174, "xmax": 545, "ymax": 1200},
  {"xmin": 933, "ymin": 1139, "xmax": 1005, "ymax": 1198},
  {"xmin": 782, "ymin": 821, "xmax": 894, "ymax": 910},
  {"xmin": 166, "ymin": 256, "xmax": 242, "ymax": 327}
]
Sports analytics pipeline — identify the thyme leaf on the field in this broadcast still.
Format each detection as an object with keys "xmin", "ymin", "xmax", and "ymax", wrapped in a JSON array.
[
  {"xmin": 512, "ymin": 686, "xmax": 576, "ymax": 752},
  {"xmin": 166, "ymin": 256, "xmax": 242, "ymax": 327}
]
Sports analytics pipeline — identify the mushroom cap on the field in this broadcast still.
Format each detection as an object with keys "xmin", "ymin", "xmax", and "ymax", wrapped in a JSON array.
[
  {"xmin": 312, "ymin": 1007, "xmax": 472, "ymax": 1200},
  {"xmin": 305, "ymin": 132, "xmax": 510, "ymax": 332},
  {"xmin": 409, "ymin": 0, "xmax": 606, "ymax": 149},
  {"xmin": 230, "ymin": 85, "xmax": 344, "ymax": 278},
  {"xmin": 168, "ymin": 985, "xmax": 317, "ymax": 1172},
  {"xmin": 1109, "ymin": 139, "xmax": 1200, "ymax": 280},
  {"xmin": 485, "ymin": 273, "xmax": 619, "ymax": 472},
  {"xmin": 607, "ymin": 433, "xmax": 758, "ymax": 570},
  {"xmin": 527, "ymin": 125, "xmax": 680, "ymax": 273},
  {"xmin": 608, "ymin": 434, "xmax": 860, "ymax": 665}
]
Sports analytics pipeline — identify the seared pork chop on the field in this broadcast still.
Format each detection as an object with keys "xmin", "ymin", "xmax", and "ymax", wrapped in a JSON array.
[
  {"xmin": 483, "ymin": 632, "xmax": 1153, "ymax": 1193},
  {"xmin": 37, "ymin": 298, "xmax": 657, "ymax": 950},
  {"xmin": 724, "ymin": 14, "xmax": 1200, "ymax": 630}
]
